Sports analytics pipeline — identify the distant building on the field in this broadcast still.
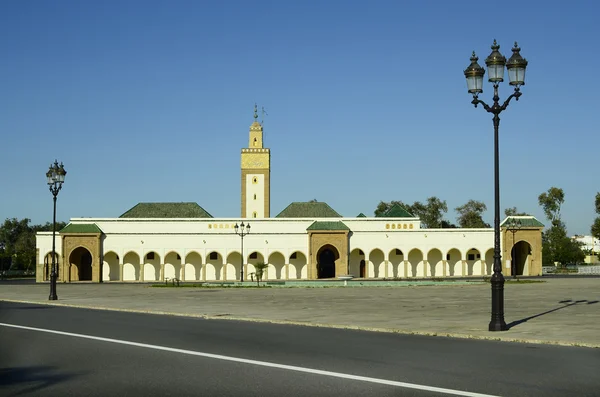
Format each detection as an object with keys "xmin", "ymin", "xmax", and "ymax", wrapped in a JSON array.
[
  {"xmin": 36, "ymin": 109, "xmax": 545, "ymax": 283},
  {"xmin": 572, "ymin": 235, "xmax": 600, "ymax": 254}
]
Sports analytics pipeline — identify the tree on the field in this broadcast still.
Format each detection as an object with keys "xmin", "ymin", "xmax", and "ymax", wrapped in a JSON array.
[
  {"xmin": 591, "ymin": 192, "xmax": 600, "ymax": 241},
  {"xmin": 542, "ymin": 224, "xmax": 585, "ymax": 266},
  {"xmin": 0, "ymin": 218, "xmax": 33, "ymax": 271},
  {"xmin": 0, "ymin": 218, "xmax": 68, "ymax": 273},
  {"xmin": 455, "ymin": 200, "xmax": 490, "ymax": 228},
  {"xmin": 538, "ymin": 187, "xmax": 565, "ymax": 226},
  {"xmin": 414, "ymin": 197, "xmax": 448, "ymax": 228},
  {"xmin": 537, "ymin": 187, "xmax": 584, "ymax": 266},
  {"xmin": 253, "ymin": 261, "xmax": 268, "ymax": 286},
  {"xmin": 374, "ymin": 197, "xmax": 449, "ymax": 228},
  {"xmin": 504, "ymin": 207, "xmax": 530, "ymax": 217}
]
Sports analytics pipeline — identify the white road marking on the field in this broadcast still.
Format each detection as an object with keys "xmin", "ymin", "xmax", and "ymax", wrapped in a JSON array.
[{"xmin": 0, "ymin": 322, "xmax": 499, "ymax": 397}]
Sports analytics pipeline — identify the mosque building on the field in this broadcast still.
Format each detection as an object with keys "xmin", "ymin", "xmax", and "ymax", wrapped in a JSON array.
[{"xmin": 36, "ymin": 108, "xmax": 544, "ymax": 283}]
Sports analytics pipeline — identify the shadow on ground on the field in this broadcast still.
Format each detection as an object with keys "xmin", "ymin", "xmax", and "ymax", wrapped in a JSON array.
[
  {"xmin": 0, "ymin": 366, "xmax": 85, "ymax": 396},
  {"xmin": 508, "ymin": 300, "xmax": 599, "ymax": 329}
]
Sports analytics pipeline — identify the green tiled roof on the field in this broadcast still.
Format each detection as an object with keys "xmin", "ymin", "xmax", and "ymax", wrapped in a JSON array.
[
  {"xmin": 276, "ymin": 202, "xmax": 341, "ymax": 218},
  {"xmin": 501, "ymin": 216, "xmax": 544, "ymax": 228},
  {"xmin": 357, "ymin": 213, "xmax": 367, "ymax": 218},
  {"xmin": 119, "ymin": 202, "xmax": 213, "ymax": 218},
  {"xmin": 376, "ymin": 203, "xmax": 414, "ymax": 218},
  {"xmin": 60, "ymin": 223, "xmax": 102, "ymax": 234},
  {"xmin": 307, "ymin": 221, "xmax": 350, "ymax": 231}
]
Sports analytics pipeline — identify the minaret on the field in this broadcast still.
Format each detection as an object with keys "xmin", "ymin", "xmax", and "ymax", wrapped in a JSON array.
[{"xmin": 241, "ymin": 104, "xmax": 270, "ymax": 218}]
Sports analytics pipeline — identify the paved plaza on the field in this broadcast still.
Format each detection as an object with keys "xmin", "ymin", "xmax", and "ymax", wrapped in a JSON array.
[{"xmin": 1, "ymin": 277, "xmax": 599, "ymax": 347}]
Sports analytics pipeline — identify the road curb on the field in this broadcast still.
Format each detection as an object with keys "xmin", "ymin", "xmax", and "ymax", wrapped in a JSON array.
[{"xmin": 3, "ymin": 298, "xmax": 598, "ymax": 349}]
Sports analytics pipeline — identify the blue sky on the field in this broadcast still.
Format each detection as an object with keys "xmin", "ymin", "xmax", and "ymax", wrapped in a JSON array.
[{"xmin": 1, "ymin": 0, "xmax": 598, "ymax": 235}]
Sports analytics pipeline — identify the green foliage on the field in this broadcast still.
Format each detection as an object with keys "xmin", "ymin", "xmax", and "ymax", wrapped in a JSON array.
[
  {"xmin": 375, "ymin": 197, "xmax": 449, "ymax": 228},
  {"xmin": 592, "ymin": 193, "xmax": 600, "ymax": 240},
  {"xmin": 504, "ymin": 207, "xmax": 530, "ymax": 217},
  {"xmin": 537, "ymin": 187, "xmax": 584, "ymax": 266},
  {"xmin": 455, "ymin": 200, "xmax": 490, "ymax": 228},
  {"xmin": 253, "ymin": 261, "xmax": 269, "ymax": 286},
  {"xmin": 0, "ymin": 218, "xmax": 67, "ymax": 273},
  {"xmin": 591, "ymin": 218, "xmax": 600, "ymax": 241},
  {"xmin": 538, "ymin": 187, "xmax": 565, "ymax": 226},
  {"xmin": 542, "ymin": 224, "xmax": 585, "ymax": 266}
]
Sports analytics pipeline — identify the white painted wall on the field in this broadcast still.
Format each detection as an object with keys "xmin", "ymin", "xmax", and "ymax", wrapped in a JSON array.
[{"xmin": 36, "ymin": 217, "xmax": 513, "ymax": 282}]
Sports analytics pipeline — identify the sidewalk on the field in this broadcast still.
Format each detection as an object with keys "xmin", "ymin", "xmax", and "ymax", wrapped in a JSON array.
[{"xmin": 1, "ymin": 278, "xmax": 599, "ymax": 347}]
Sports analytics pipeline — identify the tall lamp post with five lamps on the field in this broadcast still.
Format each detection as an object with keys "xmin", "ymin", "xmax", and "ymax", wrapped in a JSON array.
[
  {"xmin": 464, "ymin": 40, "xmax": 528, "ymax": 331},
  {"xmin": 46, "ymin": 160, "xmax": 67, "ymax": 301},
  {"xmin": 234, "ymin": 222, "xmax": 250, "ymax": 282}
]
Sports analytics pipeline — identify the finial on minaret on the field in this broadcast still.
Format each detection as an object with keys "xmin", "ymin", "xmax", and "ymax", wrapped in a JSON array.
[{"xmin": 253, "ymin": 103, "xmax": 258, "ymax": 120}]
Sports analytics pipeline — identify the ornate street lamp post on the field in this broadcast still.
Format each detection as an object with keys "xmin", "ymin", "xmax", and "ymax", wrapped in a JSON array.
[
  {"xmin": 506, "ymin": 218, "xmax": 523, "ymax": 278},
  {"xmin": 464, "ymin": 40, "xmax": 528, "ymax": 331},
  {"xmin": 234, "ymin": 222, "xmax": 250, "ymax": 282},
  {"xmin": 46, "ymin": 160, "xmax": 67, "ymax": 300}
]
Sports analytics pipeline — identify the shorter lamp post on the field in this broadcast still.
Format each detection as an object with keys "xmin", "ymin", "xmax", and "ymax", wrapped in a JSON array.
[
  {"xmin": 46, "ymin": 160, "xmax": 67, "ymax": 301},
  {"xmin": 234, "ymin": 222, "xmax": 250, "ymax": 282},
  {"xmin": 506, "ymin": 218, "xmax": 522, "ymax": 278}
]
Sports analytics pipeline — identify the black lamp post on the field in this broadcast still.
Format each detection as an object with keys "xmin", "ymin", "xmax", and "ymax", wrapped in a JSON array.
[
  {"xmin": 506, "ymin": 217, "xmax": 523, "ymax": 278},
  {"xmin": 46, "ymin": 160, "xmax": 67, "ymax": 300},
  {"xmin": 464, "ymin": 40, "xmax": 528, "ymax": 331},
  {"xmin": 234, "ymin": 222, "xmax": 250, "ymax": 282}
]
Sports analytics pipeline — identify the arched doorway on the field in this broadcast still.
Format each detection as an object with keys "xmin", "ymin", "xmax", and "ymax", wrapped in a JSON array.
[
  {"xmin": 317, "ymin": 245, "xmax": 339, "ymax": 279},
  {"xmin": 70, "ymin": 247, "xmax": 93, "ymax": 281},
  {"xmin": 512, "ymin": 241, "xmax": 532, "ymax": 276}
]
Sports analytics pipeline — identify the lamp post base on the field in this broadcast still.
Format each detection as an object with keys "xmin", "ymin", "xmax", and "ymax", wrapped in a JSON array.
[{"xmin": 489, "ymin": 273, "xmax": 507, "ymax": 331}]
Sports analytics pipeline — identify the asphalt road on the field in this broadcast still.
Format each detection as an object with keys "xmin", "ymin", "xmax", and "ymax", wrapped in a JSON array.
[{"xmin": 0, "ymin": 302, "xmax": 599, "ymax": 397}]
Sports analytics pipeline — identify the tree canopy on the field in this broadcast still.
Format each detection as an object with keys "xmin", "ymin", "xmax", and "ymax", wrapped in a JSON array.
[
  {"xmin": 537, "ymin": 187, "xmax": 584, "ymax": 266},
  {"xmin": 504, "ymin": 207, "xmax": 530, "ymax": 217},
  {"xmin": 591, "ymin": 192, "xmax": 600, "ymax": 241},
  {"xmin": 0, "ymin": 218, "xmax": 67, "ymax": 272},
  {"xmin": 455, "ymin": 200, "xmax": 489, "ymax": 228},
  {"xmin": 538, "ymin": 187, "xmax": 565, "ymax": 226},
  {"xmin": 375, "ymin": 197, "xmax": 449, "ymax": 228}
]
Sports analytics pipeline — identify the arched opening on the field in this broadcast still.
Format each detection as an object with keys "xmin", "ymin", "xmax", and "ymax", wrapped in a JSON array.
[
  {"xmin": 446, "ymin": 248, "xmax": 462, "ymax": 276},
  {"xmin": 144, "ymin": 251, "xmax": 161, "ymax": 281},
  {"xmin": 512, "ymin": 241, "xmax": 532, "ymax": 276},
  {"xmin": 349, "ymin": 248, "xmax": 365, "ymax": 277},
  {"xmin": 123, "ymin": 252, "xmax": 140, "ymax": 281},
  {"xmin": 317, "ymin": 245, "xmax": 339, "ymax": 279},
  {"xmin": 226, "ymin": 251, "xmax": 241, "ymax": 281},
  {"xmin": 102, "ymin": 251, "xmax": 119, "ymax": 281},
  {"xmin": 268, "ymin": 252, "xmax": 285, "ymax": 280},
  {"xmin": 388, "ymin": 249, "xmax": 404, "ymax": 278},
  {"xmin": 206, "ymin": 251, "xmax": 223, "ymax": 281},
  {"xmin": 369, "ymin": 249, "xmax": 385, "ymax": 278},
  {"xmin": 466, "ymin": 248, "xmax": 482, "ymax": 276},
  {"xmin": 427, "ymin": 249, "xmax": 443, "ymax": 277},
  {"xmin": 289, "ymin": 251, "xmax": 307, "ymax": 279},
  {"xmin": 164, "ymin": 251, "xmax": 182, "ymax": 280},
  {"xmin": 484, "ymin": 248, "xmax": 494, "ymax": 275},
  {"xmin": 407, "ymin": 249, "xmax": 424, "ymax": 277},
  {"xmin": 247, "ymin": 251, "xmax": 265, "ymax": 279},
  {"xmin": 69, "ymin": 247, "xmax": 93, "ymax": 281},
  {"xmin": 185, "ymin": 252, "xmax": 202, "ymax": 281}
]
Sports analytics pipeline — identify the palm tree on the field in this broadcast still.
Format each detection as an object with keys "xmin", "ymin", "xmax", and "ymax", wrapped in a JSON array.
[{"xmin": 253, "ymin": 261, "xmax": 269, "ymax": 286}]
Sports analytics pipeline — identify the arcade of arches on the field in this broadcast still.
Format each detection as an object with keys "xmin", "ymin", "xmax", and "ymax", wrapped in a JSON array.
[{"xmin": 42, "ymin": 227, "xmax": 541, "ymax": 283}]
